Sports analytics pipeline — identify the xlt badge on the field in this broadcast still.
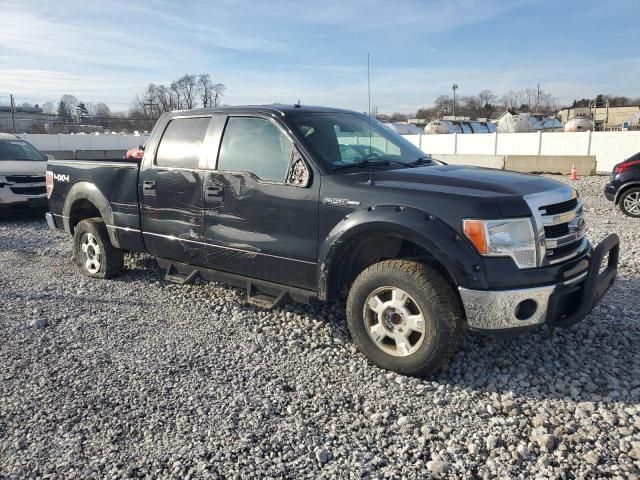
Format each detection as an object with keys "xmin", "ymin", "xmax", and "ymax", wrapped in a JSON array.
[{"xmin": 322, "ymin": 197, "xmax": 360, "ymax": 207}]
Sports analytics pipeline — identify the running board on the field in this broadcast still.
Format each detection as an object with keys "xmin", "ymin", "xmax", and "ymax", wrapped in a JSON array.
[
  {"xmin": 246, "ymin": 281, "xmax": 288, "ymax": 309},
  {"xmin": 164, "ymin": 264, "xmax": 199, "ymax": 284},
  {"xmin": 155, "ymin": 258, "xmax": 316, "ymax": 305}
]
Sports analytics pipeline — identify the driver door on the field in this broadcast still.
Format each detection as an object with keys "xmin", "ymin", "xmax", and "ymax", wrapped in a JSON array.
[{"xmin": 201, "ymin": 115, "xmax": 319, "ymax": 290}]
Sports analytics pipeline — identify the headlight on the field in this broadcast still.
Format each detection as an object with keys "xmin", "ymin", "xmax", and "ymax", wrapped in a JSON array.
[
  {"xmin": 463, "ymin": 218, "xmax": 537, "ymax": 269},
  {"xmin": 0, "ymin": 176, "xmax": 6, "ymax": 187}
]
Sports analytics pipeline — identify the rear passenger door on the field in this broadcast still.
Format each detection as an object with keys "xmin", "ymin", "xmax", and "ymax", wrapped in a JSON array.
[
  {"xmin": 201, "ymin": 115, "xmax": 319, "ymax": 290},
  {"xmin": 139, "ymin": 115, "xmax": 213, "ymax": 265}
]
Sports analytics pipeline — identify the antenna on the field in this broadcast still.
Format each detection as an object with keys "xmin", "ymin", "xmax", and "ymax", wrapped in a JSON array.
[{"xmin": 367, "ymin": 53, "xmax": 374, "ymax": 185}]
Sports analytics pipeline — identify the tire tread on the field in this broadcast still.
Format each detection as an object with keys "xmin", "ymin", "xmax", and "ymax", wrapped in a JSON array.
[
  {"xmin": 346, "ymin": 259, "xmax": 463, "ymax": 376},
  {"xmin": 73, "ymin": 217, "xmax": 124, "ymax": 279}
]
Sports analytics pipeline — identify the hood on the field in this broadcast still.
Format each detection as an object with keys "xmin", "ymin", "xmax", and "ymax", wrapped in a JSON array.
[
  {"xmin": 372, "ymin": 164, "xmax": 571, "ymax": 198},
  {"xmin": 0, "ymin": 160, "xmax": 47, "ymax": 176}
]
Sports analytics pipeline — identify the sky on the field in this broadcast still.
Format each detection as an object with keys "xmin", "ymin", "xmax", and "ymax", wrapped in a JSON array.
[{"xmin": 1, "ymin": 0, "xmax": 639, "ymax": 114}]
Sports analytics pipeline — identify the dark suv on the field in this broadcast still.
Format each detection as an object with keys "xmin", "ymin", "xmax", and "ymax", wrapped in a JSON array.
[{"xmin": 604, "ymin": 152, "xmax": 640, "ymax": 217}]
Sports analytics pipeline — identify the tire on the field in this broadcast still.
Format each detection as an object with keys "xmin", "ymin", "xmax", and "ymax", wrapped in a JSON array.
[
  {"xmin": 73, "ymin": 217, "xmax": 123, "ymax": 279},
  {"xmin": 619, "ymin": 187, "xmax": 640, "ymax": 218},
  {"xmin": 346, "ymin": 260, "xmax": 463, "ymax": 376}
]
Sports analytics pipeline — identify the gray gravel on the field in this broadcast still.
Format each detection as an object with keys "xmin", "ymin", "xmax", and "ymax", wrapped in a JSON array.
[{"xmin": 1, "ymin": 175, "xmax": 639, "ymax": 479}]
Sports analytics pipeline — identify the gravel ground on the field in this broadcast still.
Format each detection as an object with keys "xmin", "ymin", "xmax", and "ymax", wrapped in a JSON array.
[{"xmin": 1, "ymin": 175, "xmax": 639, "ymax": 479}]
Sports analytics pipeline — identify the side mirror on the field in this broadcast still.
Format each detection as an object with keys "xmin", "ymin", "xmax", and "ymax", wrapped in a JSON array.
[
  {"xmin": 138, "ymin": 144, "xmax": 145, "ymax": 151},
  {"xmin": 286, "ymin": 148, "xmax": 311, "ymax": 187},
  {"xmin": 46, "ymin": 154, "xmax": 55, "ymax": 161}
]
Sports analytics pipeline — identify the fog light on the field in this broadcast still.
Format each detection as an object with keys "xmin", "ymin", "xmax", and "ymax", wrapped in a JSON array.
[{"xmin": 515, "ymin": 299, "xmax": 537, "ymax": 321}]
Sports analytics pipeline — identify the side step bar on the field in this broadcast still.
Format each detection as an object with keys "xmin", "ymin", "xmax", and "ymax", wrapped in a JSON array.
[
  {"xmin": 246, "ymin": 281, "xmax": 288, "ymax": 309},
  {"xmin": 156, "ymin": 258, "xmax": 316, "ymax": 308},
  {"xmin": 164, "ymin": 264, "xmax": 199, "ymax": 284}
]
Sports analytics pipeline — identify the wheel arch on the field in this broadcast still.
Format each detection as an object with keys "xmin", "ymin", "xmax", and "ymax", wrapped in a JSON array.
[
  {"xmin": 62, "ymin": 181, "xmax": 117, "ymax": 245},
  {"xmin": 614, "ymin": 181, "xmax": 640, "ymax": 204},
  {"xmin": 317, "ymin": 206, "xmax": 474, "ymax": 301}
]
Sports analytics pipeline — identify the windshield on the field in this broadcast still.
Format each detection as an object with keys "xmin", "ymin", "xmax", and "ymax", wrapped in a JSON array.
[
  {"xmin": 289, "ymin": 112, "xmax": 438, "ymax": 171},
  {"xmin": 0, "ymin": 140, "xmax": 46, "ymax": 161}
]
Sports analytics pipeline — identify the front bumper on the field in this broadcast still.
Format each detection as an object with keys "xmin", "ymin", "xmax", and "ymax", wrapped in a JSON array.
[
  {"xmin": 604, "ymin": 182, "xmax": 616, "ymax": 202},
  {"xmin": 459, "ymin": 234, "xmax": 619, "ymax": 333},
  {"xmin": 0, "ymin": 187, "xmax": 47, "ymax": 210}
]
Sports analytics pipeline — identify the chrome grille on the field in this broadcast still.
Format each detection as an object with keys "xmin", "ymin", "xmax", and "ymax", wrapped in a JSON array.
[
  {"xmin": 544, "ymin": 223, "xmax": 569, "ymax": 238},
  {"xmin": 5, "ymin": 175, "xmax": 46, "ymax": 183},
  {"xmin": 539, "ymin": 199, "xmax": 587, "ymax": 264},
  {"xmin": 10, "ymin": 185, "xmax": 46, "ymax": 195},
  {"xmin": 524, "ymin": 185, "xmax": 589, "ymax": 267},
  {"xmin": 2, "ymin": 174, "xmax": 46, "ymax": 197},
  {"xmin": 540, "ymin": 198, "xmax": 577, "ymax": 216}
]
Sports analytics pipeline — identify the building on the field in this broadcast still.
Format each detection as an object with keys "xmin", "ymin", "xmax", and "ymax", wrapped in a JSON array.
[
  {"xmin": 0, "ymin": 106, "xmax": 58, "ymax": 133},
  {"xmin": 383, "ymin": 122, "xmax": 422, "ymax": 134},
  {"xmin": 558, "ymin": 104, "xmax": 640, "ymax": 130}
]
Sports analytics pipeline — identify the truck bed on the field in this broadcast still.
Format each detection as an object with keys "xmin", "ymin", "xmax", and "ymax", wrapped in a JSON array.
[{"xmin": 47, "ymin": 158, "xmax": 143, "ymax": 249}]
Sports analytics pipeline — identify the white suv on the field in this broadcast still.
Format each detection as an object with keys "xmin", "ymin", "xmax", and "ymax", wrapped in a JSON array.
[{"xmin": 0, "ymin": 133, "xmax": 48, "ymax": 213}]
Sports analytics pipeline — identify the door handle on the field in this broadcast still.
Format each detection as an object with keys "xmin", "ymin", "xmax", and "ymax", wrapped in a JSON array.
[
  {"xmin": 143, "ymin": 180, "xmax": 156, "ymax": 192},
  {"xmin": 205, "ymin": 185, "xmax": 224, "ymax": 198}
]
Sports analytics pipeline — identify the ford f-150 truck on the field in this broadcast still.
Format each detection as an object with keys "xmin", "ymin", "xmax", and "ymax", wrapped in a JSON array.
[{"xmin": 46, "ymin": 105, "xmax": 619, "ymax": 376}]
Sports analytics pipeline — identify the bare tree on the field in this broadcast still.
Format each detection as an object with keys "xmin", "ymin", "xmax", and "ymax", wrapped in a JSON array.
[
  {"xmin": 478, "ymin": 90, "xmax": 496, "ymax": 108},
  {"xmin": 198, "ymin": 74, "xmax": 214, "ymax": 108},
  {"xmin": 434, "ymin": 95, "xmax": 452, "ymax": 116},
  {"xmin": 134, "ymin": 74, "xmax": 225, "ymax": 113},
  {"xmin": 389, "ymin": 112, "xmax": 408, "ymax": 122},
  {"xmin": 212, "ymin": 82, "xmax": 226, "ymax": 107},
  {"xmin": 94, "ymin": 103, "xmax": 111, "ymax": 117},
  {"xmin": 42, "ymin": 101, "xmax": 55, "ymax": 114},
  {"xmin": 175, "ymin": 74, "xmax": 198, "ymax": 109},
  {"xmin": 60, "ymin": 94, "xmax": 78, "ymax": 113},
  {"xmin": 501, "ymin": 90, "xmax": 525, "ymax": 111},
  {"xmin": 170, "ymin": 81, "xmax": 183, "ymax": 110},
  {"xmin": 156, "ymin": 85, "xmax": 172, "ymax": 112}
]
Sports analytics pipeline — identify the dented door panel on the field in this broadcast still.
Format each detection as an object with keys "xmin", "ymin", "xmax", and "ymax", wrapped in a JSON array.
[
  {"xmin": 140, "ymin": 168, "xmax": 206, "ymax": 265},
  {"xmin": 202, "ymin": 171, "xmax": 319, "ymax": 289}
]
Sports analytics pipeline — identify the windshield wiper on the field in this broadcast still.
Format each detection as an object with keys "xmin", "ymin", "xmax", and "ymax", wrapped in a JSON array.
[
  {"xmin": 332, "ymin": 159, "xmax": 413, "ymax": 171},
  {"xmin": 407, "ymin": 156, "xmax": 434, "ymax": 166}
]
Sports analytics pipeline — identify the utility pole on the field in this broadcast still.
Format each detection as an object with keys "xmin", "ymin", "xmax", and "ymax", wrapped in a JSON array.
[
  {"xmin": 143, "ymin": 100, "xmax": 157, "ymax": 118},
  {"xmin": 452, "ymin": 84, "xmax": 459, "ymax": 118},
  {"xmin": 10, "ymin": 94, "xmax": 16, "ymax": 134},
  {"xmin": 536, "ymin": 83, "xmax": 540, "ymax": 113}
]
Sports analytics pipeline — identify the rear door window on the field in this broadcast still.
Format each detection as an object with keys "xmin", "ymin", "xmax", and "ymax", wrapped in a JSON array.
[
  {"xmin": 217, "ymin": 117, "xmax": 293, "ymax": 182},
  {"xmin": 155, "ymin": 117, "xmax": 211, "ymax": 169}
]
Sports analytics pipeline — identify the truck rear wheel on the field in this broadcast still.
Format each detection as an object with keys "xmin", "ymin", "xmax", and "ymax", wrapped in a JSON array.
[
  {"xmin": 73, "ymin": 217, "xmax": 123, "ymax": 279},
  {"xmin": 619, "ymin": 187, "xmax": 640, "ymax": 217},
  {"xmin": 346, "ymin": 260, "xmax": 462, "ymax": 376}
]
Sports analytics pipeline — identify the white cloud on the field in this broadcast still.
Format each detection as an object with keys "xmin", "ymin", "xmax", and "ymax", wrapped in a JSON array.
[{"xmin": 1, "ymin": 0, "xmax": 638, "ymax": 114}]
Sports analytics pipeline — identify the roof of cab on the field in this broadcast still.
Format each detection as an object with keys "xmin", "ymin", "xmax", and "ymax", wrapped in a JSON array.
[
  {"xmin": 0, "ymin": 133, "xmax": 20, "ymax": 141},
  {"xmin": 165, "ymin": 104, "xmax": 363, "ymax": 118}
]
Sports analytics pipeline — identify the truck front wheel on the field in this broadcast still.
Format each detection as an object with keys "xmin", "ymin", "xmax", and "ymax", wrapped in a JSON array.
[
  {"xmin": 346, "ymin": 260, "xmax": 463, "ymax": 376},
  {"xmin": 73, "ymin": 217, "xmax": 123, "ymax": 279}
]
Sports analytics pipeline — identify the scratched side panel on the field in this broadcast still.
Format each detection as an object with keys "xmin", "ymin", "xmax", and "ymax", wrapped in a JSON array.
[
  {"xmin": 140, "ymin": 168, "xmax": 206, "ymax": 266},
  {"xmin": 202, "ymin": 171, "xmax": 319, "ymax": 290}
]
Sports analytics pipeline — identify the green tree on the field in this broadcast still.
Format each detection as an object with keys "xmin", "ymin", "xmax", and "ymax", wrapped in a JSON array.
[{"xmin": 57, "ymin": 100, "xmax": 70, "ymax": 122}]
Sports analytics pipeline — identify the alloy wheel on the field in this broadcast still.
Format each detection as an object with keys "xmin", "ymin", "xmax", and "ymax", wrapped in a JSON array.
[
  {"xmin": 363, "ymin": 286, "xmax": 426, "ymax": 357},
  {"xmin": 80, "ymin": 233, "xmax": 101, "ymax": 274}
]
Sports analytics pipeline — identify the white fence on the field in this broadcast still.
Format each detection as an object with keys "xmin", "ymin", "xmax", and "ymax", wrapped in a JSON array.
[
  {"xmin": 17, "ymin": 133, "xmax": 146, "ymax": 151},
  {"xmin": 402, "ymin": 131, "xmax": 640, "ymax": 172},
  {"xmin": 16, "ymin": 131, "xmax": 640, "ymax": 173}
]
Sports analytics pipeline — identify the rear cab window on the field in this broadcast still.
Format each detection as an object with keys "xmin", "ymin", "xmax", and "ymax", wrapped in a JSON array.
[{"xmin": 155, "ymin": 117, "xmax": 211, "ymax": 169}]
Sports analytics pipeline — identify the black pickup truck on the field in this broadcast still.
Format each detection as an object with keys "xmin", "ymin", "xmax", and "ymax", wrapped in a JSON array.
[{"xmin": 46, "ymin": 105, "xmax": 619, "ymax": 376}]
